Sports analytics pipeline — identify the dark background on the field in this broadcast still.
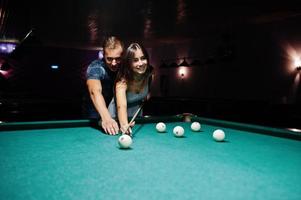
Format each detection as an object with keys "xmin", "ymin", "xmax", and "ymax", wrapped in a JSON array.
[{"xmin": 1, "ymin": 0, "xmax": 301, "ymax": 128}]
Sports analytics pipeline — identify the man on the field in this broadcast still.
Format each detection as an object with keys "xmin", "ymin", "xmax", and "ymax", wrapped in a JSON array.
[{"xmin": 86, "ymin": 36, "xmax": 123, "ymax": 135}]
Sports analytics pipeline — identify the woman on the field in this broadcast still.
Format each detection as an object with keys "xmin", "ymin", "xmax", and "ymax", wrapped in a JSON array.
[{"xmin": 108, "ymin": 43, "xmax": 153, "ymax": 134}]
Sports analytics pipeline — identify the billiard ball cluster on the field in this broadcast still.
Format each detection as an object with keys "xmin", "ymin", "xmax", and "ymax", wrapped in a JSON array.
[
  {"xmin": 118, "ymin": 121, "xmax": 226, "ymax": 149},
  {"xmin": 156, "ymin": 121, "xmax": 226, "ymax": 141}
]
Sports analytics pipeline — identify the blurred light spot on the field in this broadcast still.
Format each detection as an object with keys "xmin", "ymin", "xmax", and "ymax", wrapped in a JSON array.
[
  {"xmin": 178, "ymin": 67, "xmax": 187, "ymax": 78},
  {"xmin": 0, "ymin": 69, "xmax": 9, "ymax": 76},
  {"xmin": 0, "ymin": 43, "xmax": 17, "ymax": 54},
  {"xmin": 98, "ymin": 49, "xmax": 103, "ymax": 59},
  {"xmin": 294, "ymin": 58, "xmax": 301, "ymax": 68},
  {"xmin": 51, "ymin": 65, "xmax": 59, "ymax": 69},
  {"xmin": 287, "ymin": 128, "xmax": 301, "ymax": 133},
  {"xmin": 281, "ymin": 42, "xmax": 301, "ymax": 73}
]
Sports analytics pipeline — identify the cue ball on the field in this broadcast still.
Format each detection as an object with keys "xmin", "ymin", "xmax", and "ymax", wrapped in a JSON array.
[
  {"xmin": 173, "ymin": 126, "xmax": 185, "ymax": 137},
  {"xmin": 156, "ymin": 122, "xmax": 166, "ymax": 133},
  {"xmin": 118, "ymin": 134, "xmax": 132, "ymax": 148},
  {"xmin": 191, "ymin": 122, "xmax": 201, "ymax": 132},
  {"xmin": 213, "ymin": 129, "xmax": 225, "ymax": 142}
]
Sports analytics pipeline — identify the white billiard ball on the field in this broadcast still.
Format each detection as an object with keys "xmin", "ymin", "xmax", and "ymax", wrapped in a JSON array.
[
  {"xmin": 173, "ymin": 126, "xmax": 185, "ymax": 137},
  {"xmin": 191, "ymin": 122, "xmax": 201, "ymax": 132},
  {"xmin": 118, "ymin": 134, "xmax": 132, "ymax": 148},
  {"xmin": 213, "ymin": 129, "xmax": 225, "ymax": 142},
  {"xmin": 156, "ymin": 122, "xmax": 166, "ymax": 133}
]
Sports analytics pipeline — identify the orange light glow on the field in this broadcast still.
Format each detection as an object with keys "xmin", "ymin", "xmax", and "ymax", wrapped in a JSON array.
[
  {"xmin": 294, "ymin": 58, "xmax": 301, "ymax": 68},
  {"xmin": 282, "ymin": 43, "xmax": 301, "ymax": 103},
  {"xmin": 178, "ymin": 67, "xmax": 187, "ymax": 78},
  {"xmin": 282, "ymin": 43, "xmax": 301, "ymax": 73}
]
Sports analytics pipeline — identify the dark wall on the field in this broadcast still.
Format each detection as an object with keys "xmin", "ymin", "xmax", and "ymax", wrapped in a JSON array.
[
  {"xmin": 150, "ymin": 19, "xmax": 301, "ymax": 104},
  {"xmin": 142, "ymin": 17, "xmax": 301, "ymax": 128},
  {"xmin": 0, "ymin": 43, "xmax": 99, "ymax": 121}
]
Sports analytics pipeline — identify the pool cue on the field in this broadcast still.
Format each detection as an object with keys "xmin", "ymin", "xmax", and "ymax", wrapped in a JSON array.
[{"xmin": 122, "ymin": 101, "xmax": 145, "ymax": 136}]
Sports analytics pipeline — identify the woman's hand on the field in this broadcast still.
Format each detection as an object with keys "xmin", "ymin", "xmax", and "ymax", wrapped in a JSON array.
[{"xmin": 120, "ymin": 121, "xmax": 136, "ymax": 135}]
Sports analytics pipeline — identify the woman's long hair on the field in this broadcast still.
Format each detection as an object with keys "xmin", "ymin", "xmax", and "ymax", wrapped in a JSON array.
[{"xmin": 116, "ymin": 43, "xmax": 152, "ymax": 83}]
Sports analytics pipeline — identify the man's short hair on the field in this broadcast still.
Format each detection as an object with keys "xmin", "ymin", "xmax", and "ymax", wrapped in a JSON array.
[{"xmin": 103, "ymin": 36, "xmax": 123, "ymax": 50}]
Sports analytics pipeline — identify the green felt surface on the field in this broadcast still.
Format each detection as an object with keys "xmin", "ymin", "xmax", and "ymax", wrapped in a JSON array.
[{"xmin": 0, "ymin": 121, "xmax": 301, "ymax": 200}]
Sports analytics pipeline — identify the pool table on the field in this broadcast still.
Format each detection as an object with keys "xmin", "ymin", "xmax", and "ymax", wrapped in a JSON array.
[{"xmin": 1, "ymin": 115, "xmax": 301, "ymax": 200}]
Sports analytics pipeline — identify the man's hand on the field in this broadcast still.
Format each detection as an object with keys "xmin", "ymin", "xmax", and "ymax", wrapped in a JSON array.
[{"xmin": 100, "ymin": 118, "xmax": 119, "ymax": 135}]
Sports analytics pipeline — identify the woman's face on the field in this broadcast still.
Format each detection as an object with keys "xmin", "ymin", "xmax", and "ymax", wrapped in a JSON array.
[{"xmin": 131, "ymin": 48, "xmax": 148, "ymax": 75}]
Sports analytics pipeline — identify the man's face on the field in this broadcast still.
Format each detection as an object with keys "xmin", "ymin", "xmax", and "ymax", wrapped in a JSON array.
[{"xmin": 104, "ymin": 46, "xmax": 123, "ymax": 72}]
